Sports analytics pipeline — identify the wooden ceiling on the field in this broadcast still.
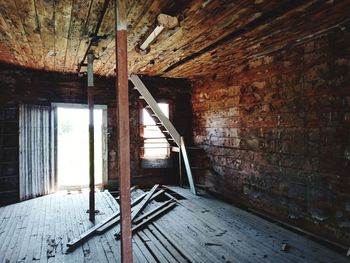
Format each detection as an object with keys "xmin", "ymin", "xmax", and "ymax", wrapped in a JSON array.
[{"xmin": 0, "ymin": 0, "xmax": 348, "ymax": 79}]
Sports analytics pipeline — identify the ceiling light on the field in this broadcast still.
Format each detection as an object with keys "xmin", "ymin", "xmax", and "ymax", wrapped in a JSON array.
[{"xmin": 138, "ymin": 14, "xmax": 178, "ymax": 52}]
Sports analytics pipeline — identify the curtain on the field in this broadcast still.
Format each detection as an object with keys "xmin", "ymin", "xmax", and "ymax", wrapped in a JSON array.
[{"xmin": 19, "ymin": 104, "xmax": 56, "ymax": 200}]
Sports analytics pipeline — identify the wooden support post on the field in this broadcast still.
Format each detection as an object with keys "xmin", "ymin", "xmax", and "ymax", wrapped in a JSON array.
[
  {"xmin": 115, "ymin": 0, "xmax": 133, "ymax": 262},
  {"xmin": 87, "ymin": 53, "xmax": 95, "ymax": 222}
]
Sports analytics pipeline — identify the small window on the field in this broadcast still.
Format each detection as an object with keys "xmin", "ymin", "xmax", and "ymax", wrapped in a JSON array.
[{"xmin": 141, "ymin": 103, "xmax": 170, "ymax": 159}]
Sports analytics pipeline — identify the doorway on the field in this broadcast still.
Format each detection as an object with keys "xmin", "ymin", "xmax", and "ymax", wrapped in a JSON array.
[{"xmin": 54, "ymin": 104, "xmax": 107, "ymax": 190}]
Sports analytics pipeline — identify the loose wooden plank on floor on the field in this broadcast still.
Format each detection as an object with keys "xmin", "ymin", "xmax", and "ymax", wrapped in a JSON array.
[
  {"xmin": 143, "ymin": 228, "xmax": 179, "ymax": 263},
  {"xmin": 133, "ymin": 233, "xmax": 157, "ymax": 263},
  {"xmin": 148, "ymin": 223, "xmax": 189, "ymax": 263},
  {"xmin": 93, "ymin": 192, "xmax": 119, "ymax": 262},
  {"xmin": 138, "ymin": 230, "xmax": 170, "ymax": 263}
]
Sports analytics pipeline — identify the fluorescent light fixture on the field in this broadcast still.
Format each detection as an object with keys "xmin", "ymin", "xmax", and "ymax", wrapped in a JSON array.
[
  {"xmin": 140, "ymin": 25, "xmax": 165, "ymax": 51},
  {"xmin": 138, "ymin": 14, "xmax": 178, "ymax": 52}
]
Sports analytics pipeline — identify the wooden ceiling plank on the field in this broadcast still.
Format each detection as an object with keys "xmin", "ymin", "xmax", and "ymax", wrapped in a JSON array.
[
  {"xmin": 0, "ymin": 0, "xmax": 349, "ymax": 78},
  {"xmin": 35, "ymin": 0, "xmax": 56, "ymax": 71},
  {"xmin": 0, "ymin": 41, "xmax": 21, "ymax": 66},
  {"xmin": 73, "ymin": 0, "xmax": 105, "ymax": 73},
  {"xmin": 0, "ymin": 13, "xmax": 27, "ymax": 66},
  {"xmin": 156, "ymin": 1, "xmax": 285, "ymax": 75},
  {"xmin": 94, "ymin": 38, "xmax": 115, "ymax": 74},
  {"xmin": 95, "ymin": 0, "xmax": 156, "ymax": 74},
  {"xmin": 94, "ymin": 0, "xmax": 149, "ymax": 74},
  {"xmin": 0, "ymin": 1, "xmax": 37, "ymax": 68},
  {"xmin": 128, "ymin": 0, "xmax": 171, "ymax": 50},
  {"xmin": 164, "ymin": 1, "xmax": 350, "ymax": 79},
  {"xmin": 55, "ymin": 0, "xmax": 74, "ymax": 72},
  {"xmin": 12, "ymin": 0, "xmax": 43, "ymax": 68},
  {"xmin": 128, "ymin": 0, "xmax": 242, "ymax": 73},
  {"xmin": 129, "ymin": 0, "xmax": 283, "ymax": 75},
  {"xmin": 199, "ymin": 3, "xmax": 348, "ymax": 78},
  {"xmin": 90, "ymin": 0, "xmax": 115, "ymax": 72},
  {"xmin": 14, "ymin": 0, "xmax": 45, "ymax": 69},
  {"xmin": 64, "ymin": 0, "xmax": 94, "ymax": 72},
  {"xmin": 98, "ymin": 0, "xmax": 171, "ymax": 75}
]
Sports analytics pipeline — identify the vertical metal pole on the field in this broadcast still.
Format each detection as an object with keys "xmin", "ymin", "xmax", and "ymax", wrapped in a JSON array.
[
  {"xmin": 87, "ymin": 53, "xmax": 95, "ymax": 222},
  {"xmin": 115, "ymin": 0, "xmax": 133, "ymax": 262},
  {"xmin": 179, "ymin": 141, "xmax": 182, "ymax": 187}
]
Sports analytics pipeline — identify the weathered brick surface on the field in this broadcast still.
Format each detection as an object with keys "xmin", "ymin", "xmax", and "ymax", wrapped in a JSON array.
[{"xmin": 191, "ymin": 28, "xmax": 350, "ymax": 245}]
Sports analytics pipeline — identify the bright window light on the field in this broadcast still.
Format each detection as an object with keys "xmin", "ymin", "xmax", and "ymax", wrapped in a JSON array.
[{"xmin": 142, "ymin": 103, "xmax": 170, "ymax": 159}]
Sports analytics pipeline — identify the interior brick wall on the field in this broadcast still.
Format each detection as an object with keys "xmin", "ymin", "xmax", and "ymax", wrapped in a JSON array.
[{"xmin": 191, "ymin": 28, "xmax": 350, "ymax": 245}]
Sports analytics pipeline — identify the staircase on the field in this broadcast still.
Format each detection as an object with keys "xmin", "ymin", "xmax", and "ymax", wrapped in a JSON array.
[{"xmin": 129, "ymin": 75, "xmax": 196, "ymax": 195}]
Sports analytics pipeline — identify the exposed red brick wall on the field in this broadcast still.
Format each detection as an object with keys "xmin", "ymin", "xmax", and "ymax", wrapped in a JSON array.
[{"xmin": 191, "ymin": 28, "xmax": 350, "ymax": 245}]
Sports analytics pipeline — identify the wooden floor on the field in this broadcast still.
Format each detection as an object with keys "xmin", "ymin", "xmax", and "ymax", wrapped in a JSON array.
[{"xmin": 0, "ymin": 187, "xmax": 348, "ymax": 263}]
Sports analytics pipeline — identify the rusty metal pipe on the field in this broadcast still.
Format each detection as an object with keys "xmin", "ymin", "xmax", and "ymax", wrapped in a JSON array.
[
  {"xmin": 87, "ymin": 53, "xmax": 95, "ymax": 222},
  {"xmin": 115, "ymin": 0, "xmax": 133, "ymax": 261}
]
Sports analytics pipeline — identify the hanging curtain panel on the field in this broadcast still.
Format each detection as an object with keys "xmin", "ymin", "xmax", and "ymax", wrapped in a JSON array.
[{"xmin": 19, "ymin": 104, "xmax": 56, "ymax": 200}]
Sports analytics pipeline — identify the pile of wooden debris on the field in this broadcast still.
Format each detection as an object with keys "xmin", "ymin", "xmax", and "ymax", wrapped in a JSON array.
[{"xmin": 66, "ymin": 184, "xmax": 177, "ymax": 251}]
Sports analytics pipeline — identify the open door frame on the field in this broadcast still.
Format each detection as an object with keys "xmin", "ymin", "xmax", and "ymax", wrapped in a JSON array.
[{"xmin": 51, "ymin": 103, "xmax": 108, "ymax": 190}]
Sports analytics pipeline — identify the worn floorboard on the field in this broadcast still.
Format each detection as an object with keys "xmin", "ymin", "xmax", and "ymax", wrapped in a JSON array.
[{"xmin": 0, "ymin": 187, "xmax": 348, "ymax": 262}]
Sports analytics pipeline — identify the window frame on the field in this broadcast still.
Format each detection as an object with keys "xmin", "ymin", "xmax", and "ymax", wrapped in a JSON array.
[{"xmin": 140, "ymin": 100, "xmax": 172, "ymax": 160}]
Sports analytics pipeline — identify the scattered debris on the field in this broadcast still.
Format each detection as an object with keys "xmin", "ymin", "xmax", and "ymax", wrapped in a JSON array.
[
  {"xmin": 281, "ymin": 242, "xmax": 289, "ymax": 252},
  {"xmin": 215, "ymin": 230, "xmax": 227, "ymax": 237},
  {"xmin": 66, "ymin": 185, "xmax": 177, "ymax": 252},
  {"xmin": 115, "ymin": 200, "xmax": 177, "ymax": 239},
  {"xmin": 205, "ymin": 242, "xmax": 222, "ymax": 246},
  {"xmin": 46, "ymin": 236, "xmax": 61, "ymax": 258}
]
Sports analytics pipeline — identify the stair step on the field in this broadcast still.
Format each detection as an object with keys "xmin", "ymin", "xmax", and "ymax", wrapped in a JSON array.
[
  {"xmin": 171, "ymin": 147, "xmax": 180, "ymax": 152},
  {"xmin": 139, "ymin": 96, "xmax": 145, "ymax": 100}
]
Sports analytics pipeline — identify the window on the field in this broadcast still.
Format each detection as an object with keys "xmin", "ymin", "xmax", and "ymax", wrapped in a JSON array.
[{"xmin": 141, "ymin": 103, "xmax": 170, "ymax": 159}]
